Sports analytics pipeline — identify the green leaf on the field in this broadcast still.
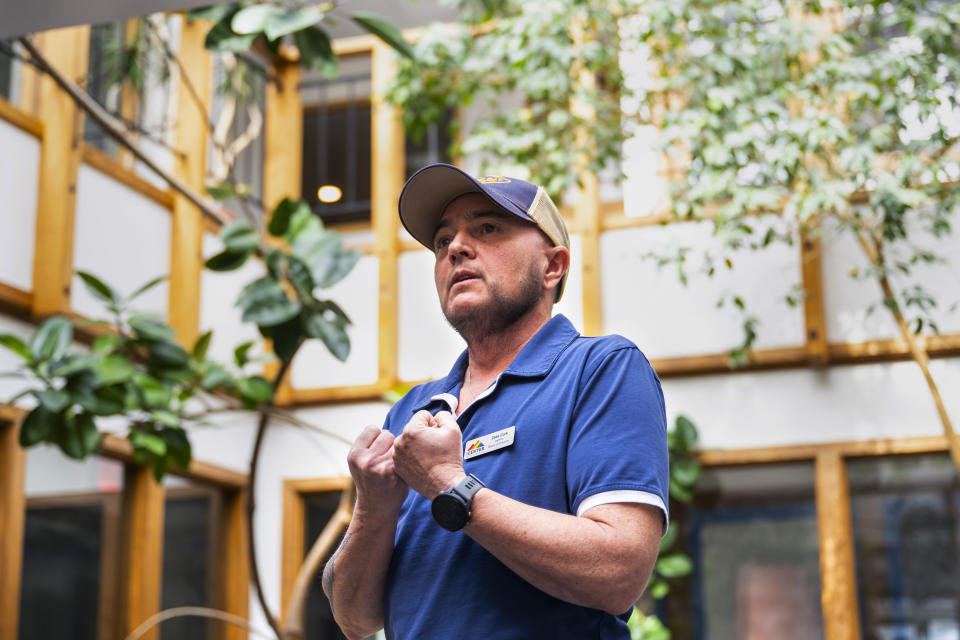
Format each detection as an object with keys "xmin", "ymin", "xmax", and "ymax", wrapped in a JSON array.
[
  {"xmin": 206, "ymin": 249, "xmax": 253, "ymax": 271},
  {"xmin": 268, "ymin": 197, "xmax": 310, "ymax": 237},
  {"xmin": 669, "ymin": 481, "xmax": 694, "ymax": 503},
  {"xmin": 267, "ymin": 316, "xmax": 303, "ymax": 362},
  {"xmin": 314, "ymin": 248, "xmax": 361, "ymax": 289},
  {"xmin": 242, "ymin": 295, "xmax": 302, "ymax": 327},
  {"xmin": 130, "ymin": 429, "xmax": 167, "ymax": 457},
  {"xmin": 264, "ymin": 6, "xmax": 327, "ymax": 41},
  {"xmin": 287, "ymin": 255, "xmax": 316, "ymax": 301},
  {"xmin": 201, "ymin": 367, "xmax": 233, "ymax": 391},
  {"xmin": 231, "ymin": 4, "xmax": 283, "ymax": 34},
  {"xmin": 303, "ymin": 312, "xmax": 350, "ymax": 361},
  {"xmin": 19, "ymin": 406, "xmax": 59, "ymax": 446},
  {"xmin": 234, "ymin": 341, "xmax": 255, "ymax": 367},
  {"xmin": 205, "ymin": 12, "xmax": 258, "ymax": 52},
  {"xmin": 49, "ymin": 354, "xmax": 95, "ymax": 378},
  {"xmin": 193, "ymin": 330, "xmax": 213, "ymax": 360},
  {"xmin": 56, "ymin": 415, "xmax": 88, "ymax": 460},
  {"xmin": 163, "ymin": 427, "xmax": 192, "ymax": 469},
  {"xmin": 237, "ymin": 277, "xmax": 285, "ymax": 309},
  {"xmin": 128, "ymin": 314, "xmax": 176, "ymax": 342},
  {"xmin": 351, "ymin": 11, "xmax": 414, "ymax": 59},
  {"xmin": 672, "ymin": 415, "xmax": 698, "ymax": 452},
  {"xmin": 0, "ymin": 334, "xmax": 30, "ymax": 360},
  {"xmin": 134, "ymin": 373, "xmax": 173, "ymax": 407},
  {"xmin": 671, "ymin": 458, "xmax": 701, "ymax": 487},
  {"xmin": 146, "ymin": 340, "xmax": 190, "ymax": 369},
  {"xmin": 29, "ymin": 316, "xmax": 73, "ymax": 363},
  {"xmin": 221, "ymin": 221, "xmax": 260, "ymax": 253},
  {"xmin": 93, "ymin": 355, "xmax": 136, "ymax": 385},
  {"xmin": 74, "ymin": 412, "xmax": 101, "ymax": 456},
  {"xmin": 294, "ymin": 27, "xmax": 337, "ymax": 77},
  {"xmin": 33, "ymin": 388, "xmax": 71, "ymax": 412},
  {"xmin": 206, "ymin": 183, "xmax": 238, "ymax": 200},
  {"xmin": 658, "ymin": 522, "xmax": 678, "ymax": 553},
  {"xmin": 151, "ymin": 410, "xmax": 181, "ymax": 428},
  {"xmin": 76, "ymin": 271, "xmax": 119, "ymax": 306},
  {"xmin": 128, "ymin": 275, "xmax": 167, "ymax": 302},
  {"xmin": 655, "ymin": 553, "xmax": 692, "ymax": 578},
  {"xmin": 649, "ymin": 580, "xmax": 669, "ymax": 599},
  {"xmin": 237, "ymin": 375, "xmax": 274, "ymax": 408},
  {"xmin": 187, "ymin": 3, "xmax": 235, "ymax": 23},
  {"xmin": 92, "ymin": 333, "xmax": 124, "ymax": 355}
]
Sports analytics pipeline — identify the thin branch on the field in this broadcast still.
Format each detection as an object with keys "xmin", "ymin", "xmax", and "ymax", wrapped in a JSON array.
[
  {"xmin": 123, "ymin": 606, "xmax": 276, "ymax": 640},
  {"xmin": 18, "ymin": 35, "xmax": 233, "ymax": 227},
  {"xmin": 247, "ymin": 356, "xmax": 295, "ymax": 640}
]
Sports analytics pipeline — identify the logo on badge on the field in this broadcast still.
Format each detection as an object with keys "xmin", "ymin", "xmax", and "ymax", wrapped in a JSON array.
[{"xmin": 464, "ymin": 426, "xmax": 515, "ymax": 460}]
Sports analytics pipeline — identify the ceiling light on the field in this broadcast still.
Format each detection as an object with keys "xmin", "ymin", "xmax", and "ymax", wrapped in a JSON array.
[{"xmin": 317, "ymin": 185, "xmax": 342, "ymax": 203}]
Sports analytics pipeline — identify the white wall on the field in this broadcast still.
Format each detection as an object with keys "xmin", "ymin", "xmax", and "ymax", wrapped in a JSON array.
[
  {"xmin": 0, "ymin": 119, "xmax": 40, "ymax": 291},
  {"xmin": 73, "ymin": 164, "xmax": 171, "ymax": 319}
]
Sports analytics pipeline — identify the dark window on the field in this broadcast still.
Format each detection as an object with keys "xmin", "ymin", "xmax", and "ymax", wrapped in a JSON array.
[
  {"xmin": 161, "ymin": 489, "xmax": 218, "ymax": 640},
  {"xmin": 0, "ymin": 39, "xmax": 15, "ymax": 102},
  {"xmin": 19, "ymin": 496, "xmax": 122, "ymax": 640},
  {"xmin": 849, "ymin": 453, "xmax": 960, "ymax": 640},
  {"xmin": 664, "ymin": 462, "xmax": 823, "ymax": 640},
  {"xmin": 84, "ymin": 22, "xmax": 123, "ymax": 154},
  {"xmin": 304, "ymin": 490, "xmax": 348, "ymax": 640}
]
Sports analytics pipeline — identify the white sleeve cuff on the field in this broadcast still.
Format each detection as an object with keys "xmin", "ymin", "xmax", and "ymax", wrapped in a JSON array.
[{"xmin": 576, "ymin": 490, "xmax": 669, "ymax": 534}]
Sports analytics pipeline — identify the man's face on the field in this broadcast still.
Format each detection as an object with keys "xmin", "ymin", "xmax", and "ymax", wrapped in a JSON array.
[{"xmin": 432, "ymin": 193, "xmax": 551, "ymax": 337}]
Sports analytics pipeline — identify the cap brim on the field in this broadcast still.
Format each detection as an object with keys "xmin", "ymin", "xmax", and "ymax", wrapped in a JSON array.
[{"xmin": 398, "ymin": 163, "xmax": 534, "ymax": 250}]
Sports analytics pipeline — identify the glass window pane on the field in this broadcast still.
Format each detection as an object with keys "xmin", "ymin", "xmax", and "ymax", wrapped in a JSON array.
[
  {"xmin": 670, "ymin": 462, "xmax": 823, "ymax": 640},
  {"xmin": 848, "ymin": 454, "xmax": 960, "ymax": 640},
  {"xmin": 19, "ymin": 447, "xmax": 124, "ymax": 640},
  {"xmin": 304, "ymin": 490, "xmax": 348, "ymax": 640},
  {"xmin": 161, "ymin": 478, "xmax": 219, "ymax": 640}
]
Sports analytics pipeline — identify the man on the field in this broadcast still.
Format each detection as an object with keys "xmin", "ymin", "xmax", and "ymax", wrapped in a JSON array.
[{"xmin": 322, "ymin": 163, "xmax": 669, "ymax": 639}]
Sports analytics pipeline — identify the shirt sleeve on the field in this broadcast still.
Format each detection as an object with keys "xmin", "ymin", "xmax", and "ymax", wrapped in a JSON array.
[{"xmin": 566, "ymin": 346, "xmax": 669, "ymax": 528}]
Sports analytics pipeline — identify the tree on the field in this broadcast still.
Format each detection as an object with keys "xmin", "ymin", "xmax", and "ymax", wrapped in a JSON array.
[
  {"xmin": 388, "ymin": 0, "xmax": 960, "ymax": 475},
  {"xmin": 3, "ymin": 4, "xmax": 414, "ymax": 639}
]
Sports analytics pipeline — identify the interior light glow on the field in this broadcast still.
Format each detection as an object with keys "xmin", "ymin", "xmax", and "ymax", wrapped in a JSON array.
[{"xmin": 317, "ymin": 185, "xmax": 343, "ymax": 203}]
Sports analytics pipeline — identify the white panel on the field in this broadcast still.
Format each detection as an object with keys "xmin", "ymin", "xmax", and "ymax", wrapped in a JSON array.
[
  {"xmin": 24, "ymin": 445, "xmax": 124, "ymax": 497},
  {"xmin": 554, "ymin": 233, "xmax": 585, "ymax": 334},
  {"xmin": 822, "ymin": 217, "xmax": 960, "ymax": 343},
  {"xmin": 200, "ymin": 232, "xmax": 266, "ymax": 366},
  {"xmin": 398, "ymin": 248, "xmax": 465, "ymax": 382},
  {"xmin": 662, "ymin": 357, "xmax": 960, "ymax": 450},
  {"xmin": 290, "ymin": 254, "xmax": 379, "ymax": 388},
  {"xmin": 0, "ymin": 119, "xmax": 40, "ymax": 291},
  {"xmin": 72, "ymin": 165, "xmax": 171, "ymax": 319},
  {"xmin": 601, "ymin": 218, "xmax": 806, "ymax": 359}
]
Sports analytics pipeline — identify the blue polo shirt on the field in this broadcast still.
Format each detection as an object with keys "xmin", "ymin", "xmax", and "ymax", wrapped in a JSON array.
[{"xmin": 382, "ymin": 314, "xmax": 669, "ymax": 639}]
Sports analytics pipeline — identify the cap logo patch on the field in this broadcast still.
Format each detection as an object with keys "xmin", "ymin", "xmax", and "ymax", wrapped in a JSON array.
[{"xmin": 478, "ymin": 176, "xmax": 511, "ymax": 184}]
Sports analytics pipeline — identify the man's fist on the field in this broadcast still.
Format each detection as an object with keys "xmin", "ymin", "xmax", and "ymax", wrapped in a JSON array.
[
  {"xmin": 347, "ymin": 425, "xmax": 409, "ymax": 516},
  {"xmin": 393, "ymin": 411, "xmax": 465, "ymax": 499}
]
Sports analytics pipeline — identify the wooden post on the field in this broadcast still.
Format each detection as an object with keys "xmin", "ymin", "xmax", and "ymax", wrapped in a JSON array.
[
  {"xmin": 570, "ymin": 17, "xmax": 603, "ymax": 337},
  {"xmin": 120, "ymin": 466, "xmax": 165, "ymax": 640},
  {"xmin": 168, "ymin": 16, "xmax": 212, "ymax": 348},
  {"xmin": 371, "ymin": 42, "xmax": 404, "ymax": 390},
  {"xmin": 262, "ymin": 52, "xmax": 303, "ymax": 405},
  {"xmin": 0, "ymin": 415, "xmax": 27, "ymax": 640},
  {"xmin": 219, "ymin": 489, "xmax": 250, "ymax": 640},
  {"xmin": 814, "ymin": 451, "xmax": 861, "ymax": 640},
  {"xmin": 30, "ymin": 26, "xmax": 90, "ymax": 317},
  {"xmin": 801, "ymin": 230, "xmax": 829, "ymax": 366}
]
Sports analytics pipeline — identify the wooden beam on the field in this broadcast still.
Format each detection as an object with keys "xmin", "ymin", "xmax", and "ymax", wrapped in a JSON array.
[
  {"xmin": 698, "ymin": 434, "xmax": 947, "ymax": 467},
  {"xmin": 100, "ymin": 433, "xmax": 247, "ymax": 490},
  {"xmin": 120, "ymin": 465, "xmax": 165, "ymax": 640},
  {"xmin": 30, "ymin": 26, "xmax": 90, "ymax": 317},
  {"xmin": 801, "ymin": 230, "xmax": 829, "ymax": 365},
  {"xmin": 167, "ymin": 17, "xmax": 212, "ymax": 348},
  {"xmin": 814, "ymin": 451, "xmax": 861, "ymax": 640},
  {"xmin": 0, "ymin": 415, "xmax": 27, "ymax": 640},
  {"xmin": 80, "ymin": 144, "xmax": 175, "ymax": 209},
  {"xmin": 262, "ymin": 53, "xmax": 303, "ymax": 405},
  {"xmin": 570, "ymin": 18, "xmax": 603, "ymax": 337},
  {"xmin": 219, "ymin": 489, "xmax": 250, "ymax": 640},
  {"xmin": 288, "ymin": 381, "xmax": 390, "ymax": 406},
  {"xmin": 0, "ymin": 96, "xmax": 44, "ymax": 138},
  {"xmin": 370, "ymin": 42, "xmax": 403, "ymax": 391}
]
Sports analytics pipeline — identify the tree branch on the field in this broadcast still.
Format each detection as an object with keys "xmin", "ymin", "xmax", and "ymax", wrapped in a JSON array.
[{"xmin": 123, "ymin": 606, "xmax": 276, "ymax": 640}]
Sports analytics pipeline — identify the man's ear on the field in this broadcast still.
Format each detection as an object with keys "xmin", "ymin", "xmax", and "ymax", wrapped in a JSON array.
[{"xmin": 543, "ymin": 245, "xmax": 570, "ymax": 291}]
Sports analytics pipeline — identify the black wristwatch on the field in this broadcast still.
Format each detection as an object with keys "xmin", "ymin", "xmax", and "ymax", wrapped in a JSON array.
[{"xmin": 431, "ymin": 474, "xmax": 485, "ymax": 531}]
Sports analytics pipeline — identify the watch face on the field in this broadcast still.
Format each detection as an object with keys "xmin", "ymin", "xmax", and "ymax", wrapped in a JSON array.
[{"xmin": 432, "ymin": 492, "xmax": 468, "ymax": 531}]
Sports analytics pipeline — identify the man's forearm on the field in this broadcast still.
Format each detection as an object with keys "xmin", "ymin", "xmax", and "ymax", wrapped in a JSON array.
[
  {"xmin": 322, "ymin": 507, "xmax": 398, "ymax": 639},
  {"xmin": 463, "ymin": 491, "xmax": 661, "ymax": 614}
]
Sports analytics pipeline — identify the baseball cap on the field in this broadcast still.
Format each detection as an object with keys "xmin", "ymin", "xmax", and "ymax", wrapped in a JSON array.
[{"xmin": 398, "ymin": 163, "xmax": 571, "ymax": 300}]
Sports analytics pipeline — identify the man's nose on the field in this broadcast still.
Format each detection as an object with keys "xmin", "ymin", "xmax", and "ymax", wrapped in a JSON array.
[{"xmin": 447, "ymin": 230, "xmax": 474, "ymax": 259}]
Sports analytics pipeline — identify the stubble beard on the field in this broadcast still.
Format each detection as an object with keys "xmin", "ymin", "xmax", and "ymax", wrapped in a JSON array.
[{"xmin": 441, "ymin": 262, "xmax": 544, "ymax": 344}]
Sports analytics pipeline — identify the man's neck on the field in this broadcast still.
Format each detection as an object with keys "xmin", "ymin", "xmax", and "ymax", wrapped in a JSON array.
[{"xmin": 464, "ymin": 307, "xmax": 552, "ymax": 381}]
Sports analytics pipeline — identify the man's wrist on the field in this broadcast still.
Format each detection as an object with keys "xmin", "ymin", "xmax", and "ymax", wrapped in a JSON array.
[{"xmin": 429, "ymin": 467, "xmax": 466, "ymax": 499}]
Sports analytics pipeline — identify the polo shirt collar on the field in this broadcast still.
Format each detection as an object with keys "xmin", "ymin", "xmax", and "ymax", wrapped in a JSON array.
[{"xmin": 415, "ymin": 314, "xmax": 580, "ymax": 413}]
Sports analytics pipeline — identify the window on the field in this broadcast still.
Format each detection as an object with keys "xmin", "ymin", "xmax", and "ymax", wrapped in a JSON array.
[
  {"xmin": 84, "ymin": 22, "xmax": 124, "ymax": 154},
  {"xmin": 303, "ymin": 490, "xmax": 348, "ymax": 640},
  {"xmin": 0, "ymin": 39, "xmax": 18, "ymax": 103},
  {"xmin": 665, "ymin": 462, "xmax": 824, "ymax": 640},
  {"xmin": 848, "ymin": 453, "xmax": 960, "ymax": 640}
]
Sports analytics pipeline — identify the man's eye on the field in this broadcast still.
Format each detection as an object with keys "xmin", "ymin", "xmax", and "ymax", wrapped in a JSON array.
[
  {"xmin": 435, "ymin": 237, "xmax": 451, "ymax": 250},
  {"xmin": 480, "ymin": 223, "xmax": 497, "ymax": 234}
]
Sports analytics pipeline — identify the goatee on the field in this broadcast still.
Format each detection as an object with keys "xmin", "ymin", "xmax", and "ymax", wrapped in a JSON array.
[{"xmin": 442, "ymin": 262, "xmax": 543, "ymax": 342}]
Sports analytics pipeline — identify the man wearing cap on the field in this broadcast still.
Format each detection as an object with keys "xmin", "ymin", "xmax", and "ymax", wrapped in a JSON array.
[{"xmin": 322, "ymin": 164, "xmax": 669, "ymax": 639}]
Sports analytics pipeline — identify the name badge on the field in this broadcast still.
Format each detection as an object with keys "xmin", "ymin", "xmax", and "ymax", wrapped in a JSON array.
[{"xmin": 464, "ymin": 426, "xmax": 516, "ymax": 460}]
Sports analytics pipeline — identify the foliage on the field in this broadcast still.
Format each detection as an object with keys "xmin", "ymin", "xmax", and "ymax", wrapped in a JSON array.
[
  {"xmin": 626, "ymin": 414, "xmax": 700, "ymax": 638},
  {"xmin": 637, "ymin": 0, "xmax": 960, "ymax": 341},
  {"xmin": 189, "ymin": 2, "xmax": 413, "ymax": 75},
  {"xmin": 387, "ymin": 0, "xmax": 636, "ymax": 198},
  {"xmin": 0, "ymin": 198, "xmax": 358, "ymax": 480}
]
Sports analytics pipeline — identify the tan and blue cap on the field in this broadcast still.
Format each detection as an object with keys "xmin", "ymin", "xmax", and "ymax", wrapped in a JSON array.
[{"xmin": 398, "ymin": 163, "xmax": 570, "ymax": 299}]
